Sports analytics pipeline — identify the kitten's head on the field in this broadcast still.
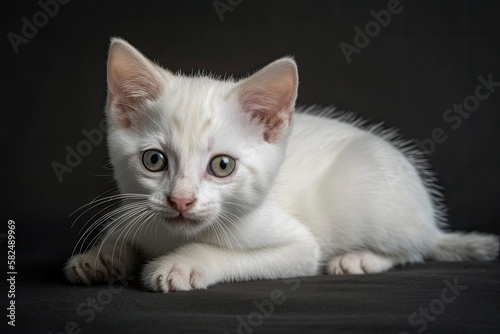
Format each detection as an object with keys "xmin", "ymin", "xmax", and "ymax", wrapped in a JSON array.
[{"xmin": 105, "ymin": 38, "xmax": 298, "ymax": 236}]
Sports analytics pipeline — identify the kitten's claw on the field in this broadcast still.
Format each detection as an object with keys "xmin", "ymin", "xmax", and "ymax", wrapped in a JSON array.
[
  {"xmin": 142, "ymin": 259, "xmax": 209, "ymax": 293},
  {"xmin": 65, "ymin": 252, "xmax": 129, "ymax": 285},
  {"xmin": 155, "ymin": 275, "xmax": 164, "ymax": 291}
]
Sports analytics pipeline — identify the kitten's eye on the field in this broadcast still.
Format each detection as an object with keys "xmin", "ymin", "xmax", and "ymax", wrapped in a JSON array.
[
  {"xmin": 142, "ymin": 150, "xmax": 167, "ymax": 172},
  {"xmin": 208, "ymin": 155, "xmax": 236, "ymax": 178}
]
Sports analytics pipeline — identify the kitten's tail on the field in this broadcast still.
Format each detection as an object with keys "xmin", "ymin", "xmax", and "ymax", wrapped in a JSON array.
[{"xmin": 430, "ymin": 232, "xmax": 499, "ymax": 261}]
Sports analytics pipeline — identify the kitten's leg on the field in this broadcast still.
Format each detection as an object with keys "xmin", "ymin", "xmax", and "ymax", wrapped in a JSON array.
[
  {"xmin": 326, "ymin": 251, "xmax": 396, "ymax": 275},
  {"xmin": 141, "ymin": 237, "xmax": 320, "ymax": 292},
  {"xmin": 65, "ymin": 236, "xmax": 139, "ymax": 285}
]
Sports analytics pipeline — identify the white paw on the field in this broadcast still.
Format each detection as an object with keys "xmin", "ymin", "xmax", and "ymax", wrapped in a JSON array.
[
  {"xmin": 141, "ymin": 256, "xmax": 212, "ymax": 293},
  {"xmin": 65, "ymin": 252, "xmax": 131, "ymax": 285},
  {"xmin": 326, "ymin": 251, "xmax": 394, "ymax": 275}
]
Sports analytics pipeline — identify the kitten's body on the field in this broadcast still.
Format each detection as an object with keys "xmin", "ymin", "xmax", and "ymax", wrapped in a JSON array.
[{"xmin": 65, "ymin": 39, "xmax": 499, "ymax": 291}]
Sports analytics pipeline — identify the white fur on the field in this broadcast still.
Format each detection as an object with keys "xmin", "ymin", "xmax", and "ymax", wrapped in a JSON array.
[{"xmin": 65, "ymin": 39, "xmax": 499, "ymax": 291}]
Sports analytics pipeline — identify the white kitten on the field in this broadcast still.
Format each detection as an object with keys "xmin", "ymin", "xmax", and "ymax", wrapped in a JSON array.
[{"xmin": 65, "ymin": 38, "xmax": 499, "ymax": 292}]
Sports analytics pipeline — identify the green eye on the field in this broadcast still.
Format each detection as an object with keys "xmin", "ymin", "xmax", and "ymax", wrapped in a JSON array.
[
  {"xmin": 142, "ymin": 150, "xmax": 167, "ymax": 172},
  {"xmin": 208, "ymin": 155, "xmax": 236, "ymax": 178}
]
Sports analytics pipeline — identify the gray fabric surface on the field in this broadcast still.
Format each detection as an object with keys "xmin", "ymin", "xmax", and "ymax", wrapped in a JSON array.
[{"xmin": 12, "ymin": 260, "xmax": 500, "ymax": 333}]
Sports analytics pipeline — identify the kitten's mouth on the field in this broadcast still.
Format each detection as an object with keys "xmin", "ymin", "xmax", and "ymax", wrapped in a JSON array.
[
  {"xmin": 174, "ymin": 214, "xmax": 186, "ymax": 223},
  {"xmin": 151, "ymin": 205, "xmax": 207, "ymax": 228},
  {"xmin": 169, "ymin": 213, "xmax": 197, "ymax": 225}
]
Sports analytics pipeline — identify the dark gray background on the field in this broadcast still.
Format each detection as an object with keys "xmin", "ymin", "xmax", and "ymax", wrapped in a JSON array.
[{"xmin": 4, "ymin": 0, "xmax": 500, "ymax": 262}]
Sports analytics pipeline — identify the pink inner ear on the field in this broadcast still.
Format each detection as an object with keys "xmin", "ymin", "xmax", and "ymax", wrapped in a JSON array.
[
  {"xmin": 107, "ymin": 40, "xmax": 164, "ymax": 128},
  {"xmin": 238, "ymin": 59, "xmax": 298, "ymax": 142},
  {"xmin": 240, "ymin": 87, "xmax": 292, "ymax": 142}
]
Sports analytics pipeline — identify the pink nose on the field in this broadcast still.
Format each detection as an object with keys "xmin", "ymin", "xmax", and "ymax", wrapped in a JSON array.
[{"xmin": 167, "ymin": 196, "xmax": 196, "ymax": 213}]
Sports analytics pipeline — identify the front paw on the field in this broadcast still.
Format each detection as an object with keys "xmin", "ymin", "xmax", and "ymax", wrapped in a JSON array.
[
  {"xmin": 141, "ymin": 255, "xmax": 213, "ymax": 293},
  {"xmin": 65, "ymin": 252, "xmax": 131, "ymax": 285}
]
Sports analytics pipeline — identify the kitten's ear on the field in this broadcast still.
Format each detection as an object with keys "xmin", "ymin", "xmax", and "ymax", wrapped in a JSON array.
[
  {"xmin": 237, "ymin": 57, "xmax": 298, "ymax": 142},
  {"xmin": 106, "ymin": 38, "xmax": 165, "ymax": 128}
]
